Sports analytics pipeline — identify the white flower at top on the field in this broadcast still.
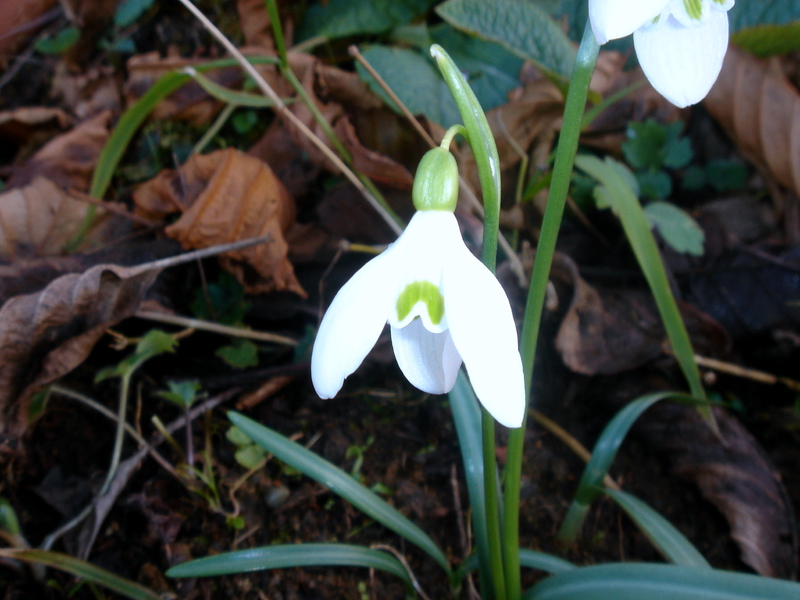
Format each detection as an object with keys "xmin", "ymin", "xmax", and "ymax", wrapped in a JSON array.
[
  {"xmin": 589, "ymin": 0, "xmax": 735, "ymax": 108},
  {"xmin": 311, "ymin": 147, "xmax": 526, "ymax": 428}
]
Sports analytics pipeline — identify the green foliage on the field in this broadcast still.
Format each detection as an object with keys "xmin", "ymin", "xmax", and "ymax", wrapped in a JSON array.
[
  {"xmin": 356, "ymin": 24, "xmax": 522, "ymax": 127},
  {"xmin": 523, "ymin": 563, "xmax": 800, "ymax": 600},
  {"xmin": 729, "ymin": 0, "xmax": 800, "ymax": 55},
  {"xmin": 114, "ymin": 0, "xmax": 156, "ymax": 28},
  {"xmin": 215, "ymin": 339, "xmax": 259, "ymax": 369},
  {"xmin": 643, "ymin": 201, "xmax": 705, "ymax": 257},
  {"xmin": 298, "ymin": 0, "xmax": 437, "ymax": 40},
  {"xmin": 95, "ymin": 330, "xmax": 178, "ymax": 383},
  {"xmin": 622, "ymin": 119, "xmax": 692, "ymax": 200},
  {"xmin": 157, "ymin": 380, "xmax": 203, "ymax": 409},
  {"xmin": 35, "ymin": 27, "xmax": 80, "ymax": 55},
  {"xmin": 0, "ymin": 498, "xmax": 21, "ymax": 537},
  {"xmin": 228, "ymin": 411, "xmax": 452, "ymax": 575},
  {"xmin": 576, "ymin": 156, "xmax": 713, "ymax": 429},
  {"xmin": 437, "ymin": 0, "xmax": 576, "ymax": 81},
  {"xmin": 226, "ymin": 426, "xmax": 267, "ymax": 470},
  {"xmin": 190, "ymin": 272, "xmax": 249, "ymax": 326}
]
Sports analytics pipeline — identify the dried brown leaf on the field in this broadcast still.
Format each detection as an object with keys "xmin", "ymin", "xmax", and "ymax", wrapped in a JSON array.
[
  {"xmin": 0, "ymin": 263, "xmax": 160, "ymax": 436},
  {"xmin": 51, "ymin": 63, "xmax": 121, "ymax": 120},
  {"xmin": 0, "ymin": 0, "xmax": 56, "ymax": 67},
  {"xmin": 6, "ymin": 110, "xmax": 111, "ymax": 190},
  {"xmin": 705, "ymin": 45, "xmax": 800, "ymax": 198},
  {"xmin": 236, "ymin": 0, "xmax": 276, "ymax": 49},
  {"xmin": 637, "ymin": 403, "xmax": 797, "ymax": 578},
  {"xmin": 0, "ymin": 107, "xmax": 72, "ymax": 157},
  {"xmin": 132, "ymin": 148, "xmax": 305, "ymax": 296},
  {"xmin": 0, "ymin": 176, "xmax": 116, "ymax": 259}
]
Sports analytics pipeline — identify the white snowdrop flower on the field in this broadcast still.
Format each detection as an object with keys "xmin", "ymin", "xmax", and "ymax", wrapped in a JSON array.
[
  {"xmin": 311, "ymin": 147, "xmax": 525, "ymax": 428},
  {"xmin": 589, "ymin": 0, "xmax": 735, "ymax": 108}
]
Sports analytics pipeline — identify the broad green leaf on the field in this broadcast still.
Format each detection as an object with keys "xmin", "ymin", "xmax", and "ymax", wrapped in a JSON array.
[
  {"xmin": 215, "ymin": 339, "xmax": 259, "ymax": 369},
  {"xmin": 576, "ymin": 155, "xmax": 712, "ymax": 428},
  {"xmin": 437, "ymin": 0, "xmax": 576, "ymax": 81},
  {"xmin": 115, "ymin": 0, "xmax": 156, "ymax": 28},
  {"xmin": 523, "ymin": 562, "xmax": 800, "ymax": 600},
  {"xmin": 167, "ymin": 543, "xmax": 412, "ymax": 588},
  {"xmin": 35, "ymin": 27, "xmax": 80, "ymax": 55},
  {"xmin": 556, "ymin": 392, "xmax": 693, "ymax": 547},
  {"xmin": 298, "ymin": 0, "xmax": 436, "ymax": 41},
  {"xmin": 602, "ymin": 487, "xmax": 710, "ymax": 568},
  {"xmin": 644, "ymin": 201, "xmax": 705, "ymax": 256},
  {"xmin": 156, "ymin": 380, "xmax": 202, "ymax": 409},
  {"xmin": 356, "ymin": 27, "xmax": 521, "ymax": 127},
  {"xmin": 356, "ymin": 45, "xmax": 461, "ymax": 127},
  {"xmin": 227, "ymin": 412, "xmax": 451, "ymax": 575},
  {"xmin": 0, "ymin": 549, "xmax": 161, "ymax": 600},
  {"xmin": 730, "ymin": 1, "xmax": 800, "ymax": 56}
]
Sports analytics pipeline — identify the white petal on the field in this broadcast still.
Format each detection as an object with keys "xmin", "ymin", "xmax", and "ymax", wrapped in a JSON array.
[
  {"xmin": 311, "ymin": 250, "xmax": 398, "ymax": 398},
  {"xmin": 634, "ymin": 9, "xmax": 729, "ymax": 108},
  {"xmin": 589, "ymin": 0, "xmax": 668, "ymax": 44},
  {"xmin": 443, "ymin": 247, "xmax": 526, "ymax": 428},
  {"xmin": 391, "ymin": 320, "xmax": 462, "ymax": 394}
]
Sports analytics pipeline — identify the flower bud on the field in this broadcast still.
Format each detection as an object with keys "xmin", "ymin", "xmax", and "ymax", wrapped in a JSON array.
[{"xmin": 412, "ymin": 147, "xmax": 459, "ymax": 212}]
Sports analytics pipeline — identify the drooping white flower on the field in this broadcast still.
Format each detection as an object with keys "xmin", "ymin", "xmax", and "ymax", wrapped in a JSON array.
[
  {"xmin": 589, "ymin": 0, "xmax": 735, "ymax": 108},
  {"xmin": 311, "ymin": 148, "xmax": 526, "ymax": 428}
]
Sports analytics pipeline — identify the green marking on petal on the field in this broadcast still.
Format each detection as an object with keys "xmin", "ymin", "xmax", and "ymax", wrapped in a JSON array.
[
  {"xmin": 682, "ymin": 0, "xmax": 703, "ymax": 21},
  {"xmin": 396, "ymin": 281, "xmax": 445, "ymax": 325}
]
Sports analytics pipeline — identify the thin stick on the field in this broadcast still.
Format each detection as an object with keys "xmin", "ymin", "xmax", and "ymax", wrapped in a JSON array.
[
  {"xmin": 125, "ymin": 233, "xmax": 272, "ymax": 276},
  {"xmin": 175, "ymin": 0, "xmax": 402, "ymax": 237},
  {"xmin": 134, "ymin": 310, "xmax": 298, "ymax": 346},
  {"xmin": 694, "ymin": 353, "xmax": 800, "ymax": 392}
]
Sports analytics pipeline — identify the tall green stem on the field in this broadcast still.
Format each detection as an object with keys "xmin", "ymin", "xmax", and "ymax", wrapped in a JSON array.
[
  {"xmin": 502, "ymin": 21, "xmax": 599, "ymax": 600},
  {"xmin": 482, "ymin": 408, "xmax": 507, "ymax": 600}
]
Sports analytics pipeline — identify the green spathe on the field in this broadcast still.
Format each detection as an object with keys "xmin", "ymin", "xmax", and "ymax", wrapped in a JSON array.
[
  {"xmin": 396, "ymin": 280, "xmax": 445, "ymax": 325},
  {"xmin": 412, "ymin": 147, "xmax": 459, "ymax": 212}
]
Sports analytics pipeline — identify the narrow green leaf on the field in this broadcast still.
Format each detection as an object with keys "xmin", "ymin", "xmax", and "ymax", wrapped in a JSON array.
[
  {"xmin": 448, "ymin": 372, "xmax": 493, "ymax": 595},
  {"xmin": 456, "ymin": 548, "xmax": 575, "ymax": 581},
  {"xmin": 90, "ymin": 56, "xmax": 278, "ymax": 201},
  {"xmin": 227, "ymin": 412, "xmax": 451, "ymax": 575},
  {"xmin": 523, "ymin": 562, "xmax": 800, "ymax": 600},
  {"xmin": 556, "ymin": 392, "xmax": 693, "ymax": 547},
  {"xmin": 115, "ymin": 0, "xmax": 156, "ymax": 28},
  {"xmin": 602, "ymin": 487, "xmax": 711, "ymax": 568},
  {"xmin": 437, "ymin": 0, "xmax": 575, "ymax": 81},
  {"xmin": 575, "ymin": 155, "xmax": 713, "ymax": 429},
  {"xmin": 0, "ymin": 549, "xmax": 161, "ymax": 600},
  {"xmin": 183, "ymin": 67, "xmax": 277, "ymax": 108},
  {"xmin": 167, "ymin": 543, "xmax": 412, "ymax": 586},
  {"xmin": 729, "ymin": 0, "xmax": 800, "ymax": 55}
]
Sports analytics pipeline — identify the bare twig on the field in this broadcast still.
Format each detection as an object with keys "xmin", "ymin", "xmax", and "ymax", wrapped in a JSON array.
[
  {"xmin": 370, "ymin": 544, "xmax": 432, "ymax": 600},
  {"xmin": 694, "ymin": 353, "xmax": 800, "ymax": 392}
]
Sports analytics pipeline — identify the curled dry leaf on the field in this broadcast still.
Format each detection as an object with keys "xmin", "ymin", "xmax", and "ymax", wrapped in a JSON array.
[
  {"xmin": 552, "ymin": 254, "xmax": 730, "ymax": 375},
  {"xmin": 133, "ymin": 148, "xmax": 306, "ymax": 296},
  {"xmin": 0, "ymin": 263, "xmax": 161, "ymax": 437},
  {"xmin": 0, "ymin": 107, "xmax": 72, "ymax": 159},
  {"xmin": 636, "ymin": 402, "xmax": 797, "ymax": 579},
  {"xmin": 705, "ymin": 45, "xmax": 800, "ymax": 199},
  {"xmin": 0, "ymin": 111, "xmax": 118, "ymax": 259}
]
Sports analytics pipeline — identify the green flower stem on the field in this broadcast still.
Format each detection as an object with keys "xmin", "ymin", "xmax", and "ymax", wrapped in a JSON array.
[
  {"xmin": 502, "ymin": 20, "xmax": 599, "ymax": 595},
  {"xmin": 482, "ymin": 407, "xmax": 507, "ymax": 600},
  {"xmin": 432, "ymin": 44, "xmax": 507, "ymax": 600}
]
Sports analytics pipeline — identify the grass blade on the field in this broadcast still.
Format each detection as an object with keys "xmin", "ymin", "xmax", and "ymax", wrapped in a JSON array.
[
  {"xmin": 523, "ymin": 562, "xmax": 800, "ymax": 600},
  {"xmin": 0, "ymin": 549, "xmax": 161, "ymax": 600},
  {"xmin": 574, "ymin": 155, "xmax": 716, "ymax": 433},
  {"xmin": 228, "ymin": 411, "xmax": 451, "ymax": 575},
  {"xmin": 556, "ymin": 391, "xmax": 693, "ymax": 547},
  {"xmin": 167, "ymin": 543, "xmax": 411, "ymax": 585},
  {"xmin": 449, "ymin": 371, "xmax": 494, "ymax": 595},
  {"xmin": 602, "ymin": 487, "xmax": 710, "ymax": 568}
]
